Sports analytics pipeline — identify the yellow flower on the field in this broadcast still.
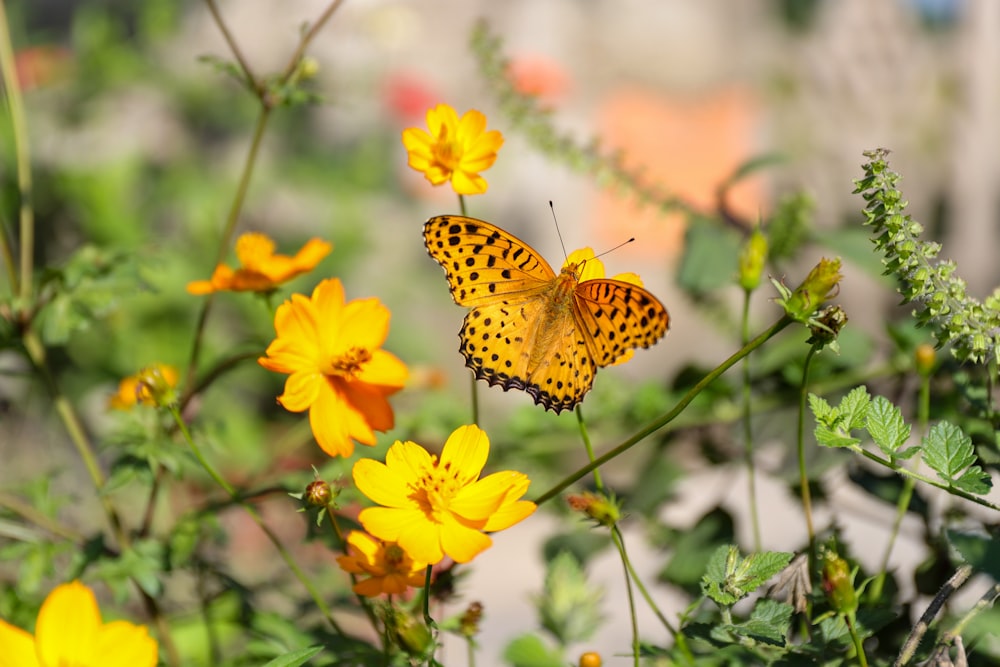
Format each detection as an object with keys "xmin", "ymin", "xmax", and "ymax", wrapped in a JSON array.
[
  {"xmin": 335, "ymin": 531, "xmax": 427, "ymax": 597},
  {"xmin": 401, "ymin": 103, "xmax": 504, "ymax": 195},
  {"xmin": 108, "ymin": 363, "xmax": 179, "ymax": 410},
  {"xmin": 187, "ymin": 232, "xmax": 331, "ymax": 295},
  {"xmin": 0, "ymin": 581, "xmax": 158, "ymax": 667},
  {"xmin": 564, "ymin": 247, "xmax": 645, "ymax": 365},
  {"xmin": 258, "ymin": 278, "xmax": 408, "ymax": 458},
  {"xmin": 353, "ymin": 424, "xmax": 536, "ymax": 564}
]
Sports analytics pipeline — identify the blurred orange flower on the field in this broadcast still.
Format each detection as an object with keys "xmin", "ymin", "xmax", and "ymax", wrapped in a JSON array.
[
  {"xmin": 353, "ymin": 424, "xmax": 536, "ymax": 564},
  {"xmin": 258, "ymin": 278, "xmax": 408, "ymax": 458},
  {"xmin": 335, "ymin": 531, "xmax": 427, "ymax": 597},
  {"xmin": 187, "ymin": 232, "xmax": 331, "ymax": 295},
  {"xmin": 564, "ymin": 247, "xmax": 645, "ymax": 365},
  {"xmin": 0, "ymin": 580, "xmax": 158, "ymax": 667},
  {"xmin": 401, "ymin": 103, "xmax": 504, "ymax": 195},
  {"xmin": 109, "ymin": 363, "xmax": 179, "ymax": 410}
]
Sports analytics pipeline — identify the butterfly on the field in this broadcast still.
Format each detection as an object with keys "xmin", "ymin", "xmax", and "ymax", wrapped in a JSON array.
[{"xmin": 423, "ymin": 215, "xmax": 670, "ymax": 413}]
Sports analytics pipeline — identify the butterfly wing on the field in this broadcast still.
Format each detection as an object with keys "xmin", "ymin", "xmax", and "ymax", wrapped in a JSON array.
[
  {"xmin": 459, "ymin": 287, "xmax": 597, "ymax": 414},
  {"xmin": 573, "ymin": 278, "xmax": 670, "ymax": 367},
  {"xmin": 423, "ymin": 215, "xmax": 556, "ymax": 307}
]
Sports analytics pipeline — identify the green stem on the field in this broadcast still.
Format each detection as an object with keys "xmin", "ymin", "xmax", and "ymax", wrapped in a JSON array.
[
  {"xmin": 169, "ymin": 406, "xmax": 344, "ymax": 635},
  {"xmin": 422, "ymin": 565, "xmax": 435, "ymax": 628},
  {"xmin": 740, "ymin": 290, "xmax": 761, "ymax": 551},
  {"xmin": 615, "ymin": 525, "xmax": 680, "ymax": 639},
  {"xmin": 535, "ymin": 315, "xmax": 792, "ymax": 505},
  {"xmin": 798, "ymin": 345, "xmax": 818, "ymax": 564},
  {"xmin": 279, "ymin": 0, "xmax": 347, "ymax": 81},
  {"xmin": 0, "ymin": 0, "xmax": 32, "ymax": 303},
  {"xmin": 610, "ymin": 528, "xmax": 640, "ymax": 666},
  {"xmin": 845, "ymin": 614, "xmax": 870, "ymax": 667},
  {"xmin": 575, "ymin": 406, "xmax": 603, "ymax": 490}
]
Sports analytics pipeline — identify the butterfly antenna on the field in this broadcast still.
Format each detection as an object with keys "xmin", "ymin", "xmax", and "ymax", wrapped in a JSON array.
[
  {"xmin": 594, "ymin": 237, "xmax": 636, "ymax": 260},
  {"xmin": 549, "ymin": 200, "xmax": 570, "ymax": 261}
]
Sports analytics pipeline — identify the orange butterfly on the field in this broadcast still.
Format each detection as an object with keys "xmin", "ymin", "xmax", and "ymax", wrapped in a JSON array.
[{"xmin": 423, "ymin": 215, "xmax": 670, "ymax": 413}]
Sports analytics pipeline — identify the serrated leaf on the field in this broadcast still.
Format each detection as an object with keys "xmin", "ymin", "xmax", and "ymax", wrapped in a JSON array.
[
  {"xmin": 808, "ymin": 393, "xmax": 835, "ymax": 423},
  {"xmin": 259, "ymin": 646, "xmax": 323, "ymax": 667},
  {"xmin": 838, "ymin": 386, "xmax": 871, "ymax": 430},
  {"xmin": 953, "ymin": 467, "xmax": 993, "ymax": 495},
  {"xmin": 502, "ymin": 634, "xmax": 565, "ymax": 667},
  {"xmin": 815, "ymin": 424, "xmax": 860, "ymax": 449},
  {"xmin": 866, "ymin": 396, "xmax": 910, "ymax": 457},
  {"xmin": 730, "ymin": 599, "xmax": 793, "ymax": 647},
  {"xmin": 702, "ymin": 545, "xmax": 740, "ymax": 606},
  {"xmin": 922, "ymin": 421, "xmax": 977, "ymax": 483},
  {"xmin": 702, "ymin": 546, "xmax": 793, "ymax": 606},
  {"xmin": 732, "ymin": 551, "xmax": 795, "ymax": 593}
]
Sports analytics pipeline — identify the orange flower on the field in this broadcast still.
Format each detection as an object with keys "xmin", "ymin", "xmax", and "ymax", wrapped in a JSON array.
[
  {"xmin": 258, "ymin": 278, "xmax": 408, "ymax": 458},
  {"xmin": 564, "ymin": 247, "xmax": 645, "ymax": 365},
  {"xmin": 335, "ymin": 531, "xmax": 427, "ymax": 597},
  {"xmin": 187, "ymin": 232, "xmax": 331, "ymax": 295},
  {"xmin": 401, "ymin": 103, "xmax": 504, "ymax": 195},
  {"xmin": 0, "ymin": 580, "xmax": 158, "ymax": 667},
  {"xmin": 353, "ymin": 424, "xmax": 536, "ymax": 564},
  {"xmin": 108, "ymin": 363, "xmax": 179, "ymax": 410}
]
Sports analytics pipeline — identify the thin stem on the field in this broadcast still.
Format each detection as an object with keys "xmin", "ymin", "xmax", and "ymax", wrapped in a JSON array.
[
  {"xmin": 422, "ymin": 565, "xmax": 435, "ymax": 628},
  {"xmin": 0, "ymin": 0, "xmax": 32, "ymax": 302},
  {"xmin": 0, "ymin": 491, "xmax": 84, "ymax": 543},
  {"xmin": 798, "ymin": 346, "xmax": 818, "ymax": 564},
  {"xmin": 845, "ymin": 614, "xmax": 870, "ymax": 667},
  {"xmin": 894, "ymin": 564, "xmax": 973, "ymax": 667},
  {"xmin": 610, "ymin": 528, "xmax": 640, "ymax": 666},
  {"xmin": 168, "ymin": 406, "xmax": 344, "ymax": 635},
  {"xmin": 203, "ymin": 0, "xmax": 259, "ymax": 90},
  {"xmin": 575, "ymin": 406, "xmax": 603, "ymax": 489},
  {"xmin": 615, "ymin": 524, "xmax": 679, "ymax": 639},
  {"xmin": 535, "ymin": 315, "xmax": 793, "ymax": 505},
  {"xmin": 279, "ymin": 0, "xmax": 347, "ymax": 81},
  {"xmin": 740, "ymin": 290, "xmax": 761, "ymax": 551}
]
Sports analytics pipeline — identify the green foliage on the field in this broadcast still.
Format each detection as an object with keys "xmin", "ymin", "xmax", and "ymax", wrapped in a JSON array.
[
  {"xmin": 533, "ymin": 551, "xmax": 603, "ymax": 647},
  {"xmin": 701, "ymin": 545, "xmax": 793, "ymax": 607},
  {"xmin": 259, "ymin": 647, "xmax": 324, "ymax": 667}
]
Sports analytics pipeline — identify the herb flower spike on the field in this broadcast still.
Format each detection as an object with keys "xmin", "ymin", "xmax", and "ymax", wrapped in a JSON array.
[
  {"xmin": 0, "ymin": 580, "xmax": 158, "ymax": 667},
  {"xmin": 258, "ymin": 278, "xmax": 408, "ymax": 458},
  {"xmin": 353, "ymin": 424, "xmax": 536, "ymax": 564},
  {"xmin": 402, "ymin": 103, "xmax": 504, "ymax": 195},
  {"xmin": 187, "ymin": 232, "xmax": 331, "ymax": 295}
]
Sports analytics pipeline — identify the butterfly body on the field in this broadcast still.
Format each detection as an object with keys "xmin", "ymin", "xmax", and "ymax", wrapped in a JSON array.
[{"xmin": 424, "ymin": 215, "xmax": 670, "ymax": 413}]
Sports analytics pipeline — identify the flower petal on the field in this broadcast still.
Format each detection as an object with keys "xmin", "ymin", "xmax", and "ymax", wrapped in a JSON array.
[
  {"xmin": 360, "ymin": 507, "xmax": 443, "ymax": 564},
  {"xmin": 439, "ymin": 514, "xmax": 493, "ymax": 563},
  {"xmin": 483, "ymin": 499, "xmax": 537, "ymax": 532},
  {"xmin": 449, "ymin": 469, "xmax": 526, "ymax": 522},
  {"xmin": 439, "ymin": 424, "xmax": 489, "ymax": 485},
  {"xmin": 95, "ymin": 621, "xmax": 158, "ymax": 667},
  {"xmin": 450, "ymin": 170, "xmax": 488, "ymax": 195},
  {"xmin": 332, "ymin": 298, "xmax": 390, "ymax": 352},
  {"xmin": 354, "ymin": 455, "xmax": 418, "ymax": 508},
  {"xmin": 35, "ymin": 581, "xmax": 101, "ymax": 666},
  {"xmin": 385, "ymin": 439, "xmax": 436, "ymax": 485},
  {"xmin": 275, "ymin": 370, "xmax": 321, "ymax": 412},
  {"xmin": 308, "ymin": 383, "xmax": 357, "ymax": 457},
  {"xmin": 356, "ymin": 350, "xmax": 408, "ymax": 389},
  {"xmin": 341, "ymin": 380, "xmax": 395, "ymax": 435},
  {"xmin": 0, "ymin": 618, "xmax": 39, "ymax": 667}
]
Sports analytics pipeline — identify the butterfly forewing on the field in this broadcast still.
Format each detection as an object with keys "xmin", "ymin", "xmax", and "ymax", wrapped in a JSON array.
[
  {"xmin": 573, "ymin": 278, "xmax": 670, "ymax": 367},
  {"xmin": 423, "ymin": 215, "xmax": 555, "ymax": 307}
]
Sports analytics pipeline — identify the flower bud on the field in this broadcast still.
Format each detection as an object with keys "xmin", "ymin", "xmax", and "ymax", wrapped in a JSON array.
[
  {"xmin": 781, "ymin": 257, "xmax": 843, "ymax": 323},
  {"xmin": 298, "ymin": 56, "xmax": 319, "ymax": 80},
  {"xmin": 304, "ymin": 480, "xmax": 334, "ymax": 507},
  {"xmin": 806, "ymin": 305, "xmax": 848, "ymax": 347},
  {"xmin": 392, "ymin": 611, "xmax": 434, "ymax": 657},
  {"xmin": 821, "ymin": 549, "xmax": 858, "ymax": 616},
  {"xmin": 458, "ymin": 601, "xmax": 483, "ymax": 638},
  {"xmin": 915, "ymin": 343, "xmax": 936, "ymax": 377},
  {"xmin": 579, "ymin": 652, "xmax": 603, "ymax": 667},
  {"xmin": 567, "ymin": 491, "xmax": 620, "ymax": 527},
  {"xmin": 738, "ymin": 227, "xmax": 768, "ymax": 291}
]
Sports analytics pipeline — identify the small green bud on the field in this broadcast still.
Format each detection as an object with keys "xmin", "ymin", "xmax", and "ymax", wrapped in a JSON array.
[
  {"xmin": 781, "ymin": 257, "xmax": 843, "ymax": 323},
  {"xmin": 304, "ymin": 480, "xmax": 334, "ymax": 507},
  {"xmin": 393, "ymin": 611, "xmax": 434, "ymax": 657},
  {"xmin": 738, "ymin": 227, "xmax": 768, "ymax": 291},
  {"xmin": 821, "ymin": 549, "xmax": 858, "ymax": 615},
  {"xmin": 567, "ymin": 491, "xmax": 621, "ymax": 527},
  {"xmin": 298, "ymin": 56, "xmax": 319, "ymax": 80}
]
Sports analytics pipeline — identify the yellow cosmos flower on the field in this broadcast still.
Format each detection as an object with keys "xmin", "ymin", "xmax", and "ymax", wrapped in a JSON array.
[
  {"xmin": 353, "ymin": 424, "xmax": 536, "ymax": 564},
  {"xmin": 108, "ymin": 363, "xmax": 179, "ymax": 410},
  {"xmin": 187, "ymin": 232, "xmax": 332, "ymax": 295},
  {"xmin": 0, "ymin": 581, "xmax": 158, "ymax": 667},
  {"xmin": 401, "ymin": 103, "xmax": 504, "ymax": 195},
  {"xmin": 565, "ymin": 247, "xmax": 645, "ymax": 365},
  {"xmin": 258, "ymin": 278, "xmax": 408, "ymax": 458},
  {"xmin": 335, "ymin": 531, "xmax": 427, "ymax": 597}
]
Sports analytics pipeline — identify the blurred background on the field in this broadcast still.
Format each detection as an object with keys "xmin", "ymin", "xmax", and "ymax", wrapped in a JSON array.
[{"xmin": 4, "ymin": 0, "xmax": 1000, "ymax": 663}]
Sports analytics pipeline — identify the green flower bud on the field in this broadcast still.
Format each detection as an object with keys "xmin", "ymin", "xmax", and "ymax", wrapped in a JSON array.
[
  {"xmin": 738, "ymin": 227, "xmax": 768, "ymax": 291},
  {"xmin": 782, "ymin": 257, "xmax": 843, "ymax": 322},
  {"xmin": 821, "ymin": 549, "xmax": 858, "ymax": 616},
  {"xmin": 567, "ymin": 491, "xmax": 621, "ymax": 527}
]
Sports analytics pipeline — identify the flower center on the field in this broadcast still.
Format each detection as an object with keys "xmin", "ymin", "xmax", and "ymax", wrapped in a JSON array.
[
  {"xmin": 413, "ymin": 457, "xmax": 461, "ymax": 521},
  {"xmin": 326, "ymin": 346, "xmax": 372, "ymax": 378},
  {"xmin": 432, "ymin": 125, "xmax": 461, "ymax": 171},
  {"xmin": 383, "ymin": 543, "xmax": 407, "ymax": 571}
]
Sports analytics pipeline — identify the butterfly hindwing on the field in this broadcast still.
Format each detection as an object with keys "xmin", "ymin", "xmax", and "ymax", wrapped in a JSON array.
[
  {"xmin": 573, "ymin": 278, "xmax": 671, "ymax": 367},
  {"xmin": 423, "ymin": 215, "xmax": 555, "ymax": 307}
]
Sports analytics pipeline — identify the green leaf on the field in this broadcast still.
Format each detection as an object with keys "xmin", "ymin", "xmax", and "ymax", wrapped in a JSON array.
[
  {"xmin": 946, "ymin": 531, "xmax": 1000, "ymax": 580},
  {"xmin": 534, "ymin": 551, "xmax": 603, "ymax": 645},
  {"xmin": 814, "ymin": 425, "xmax": 860, "ymax": 449},
  {"xmin": 730, "ymin": 599, "xmax": 793, "ymax": 647},
  {"xmin": 922, "ymin": 421, "xmax": 987, "ymax": 491},
  {"xmin": 259, "ymin": 646, "xmax": 323, "ymax": 667},
  {"xmin": 838, "ymin": 386, "xmax": 871, "ymax": 430},
  {"xmin": 658, "ymin": 507, "xmax": 735, "ymax": 591},
  {"xmin": 702, "ymin": 545, "xmax": 793, "ymax": 606},
  {"xmin": 808, "ymin": 393, "xmax": 835, "ymax": 424},
  {"xmin": 677, "ymin": 219, "xmax": 742, "ymax": 295},
  {"xmin": 954, "ymin": 467, "xmax": 993, "ymax": 495},
  {"xmin": 502, "ymin": 634, "xmax": 565, "ymax": 667},
  {"xmin": 866, "ymin": 395, "xmax": 911, "ymax": 457}
]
